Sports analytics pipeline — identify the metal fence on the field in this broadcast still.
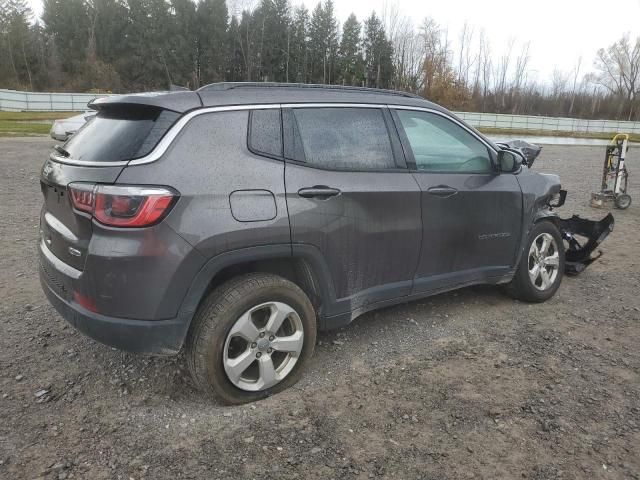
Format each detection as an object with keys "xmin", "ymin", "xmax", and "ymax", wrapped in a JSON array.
[
  {"xmin": 0, "ymin": 89, "xmax": 105, "ymax": 112},
  {"xmin": 454, "ymin": 111, "xmax": 640, "ymax": 135},
  {"xmin": 2, "ymin": 88, "xmax": 640, "ymax": 135}
]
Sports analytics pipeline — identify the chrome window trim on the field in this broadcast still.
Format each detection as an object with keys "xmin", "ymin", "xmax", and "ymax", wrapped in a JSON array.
[
  {"xmin": 50, "ymin": 104, "xmax": 281, "ymax": 167},
  {"xmin": 129, "ymin": 104, "xmax": 281, "ymax": 166},
  {"xmin": 49, "ymin": 153, "xmax": 129, "ymax": 167},
  {"xmin": 47, "ymin": 101, "xmax": 495, "ymax": 167}
]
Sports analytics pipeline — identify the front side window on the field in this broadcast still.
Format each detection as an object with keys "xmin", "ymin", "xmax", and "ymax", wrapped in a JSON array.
[
  {"xmin": 291, "ymin": 107, "xmax": 395, "ymax": 170},
  {"xmin": 395, "ymin": 110, "xmax": 493, "ymax": 173}
]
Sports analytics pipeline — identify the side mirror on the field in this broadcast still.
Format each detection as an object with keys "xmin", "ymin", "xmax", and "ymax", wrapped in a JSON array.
[{"xmin": 497, "ymin": 149, "xmax": 523, "ymax": 173}]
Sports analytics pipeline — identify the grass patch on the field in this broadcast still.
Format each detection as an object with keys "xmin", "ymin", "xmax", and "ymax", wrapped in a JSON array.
[
  {"xmin": 0, "ymin": 111, "xmax": 81, "ymax": 121},
  {"xmin": 479, "ymin": 127, "xmax": 640, "ymax": 143},
  {"xmin": 0, "ymin": 120, "xmax": 52, "ymax": 136},
  {"xmin": 0, "ymin": 111, "xmax": 83, "ymax": 137}
]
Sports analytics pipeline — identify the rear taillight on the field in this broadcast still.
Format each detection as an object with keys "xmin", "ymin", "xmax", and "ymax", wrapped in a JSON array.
[
  {"xmin": 68, "ymin": 183, "xmax": 178, "ymax": 227},
  {"xmin": 69, "ymin": 183, "xmax": 95, "ymax": 214}
]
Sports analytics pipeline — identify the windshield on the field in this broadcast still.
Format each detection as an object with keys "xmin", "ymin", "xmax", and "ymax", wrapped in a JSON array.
[{"xmin": 62, "ymin": 106, "xmax": 179, "ymax": 163}]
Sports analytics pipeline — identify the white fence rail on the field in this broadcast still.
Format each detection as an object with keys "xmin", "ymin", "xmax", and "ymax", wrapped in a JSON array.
[
  {"xmin": 2, "ymin": 88, "xmax": 640, "ymax": 135},
  {"xmin": 455, "ymin": 111, "xmax": 640, "ymax": 135},
  {"xmin": 0, "ymin": 89, "xmax": 105, "ymax": 112}
]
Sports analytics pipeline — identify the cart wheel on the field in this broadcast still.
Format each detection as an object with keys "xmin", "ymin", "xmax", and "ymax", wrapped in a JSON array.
[{"xmin": 615, "ymin": 193, "xmax": 632, "ymax": 210}]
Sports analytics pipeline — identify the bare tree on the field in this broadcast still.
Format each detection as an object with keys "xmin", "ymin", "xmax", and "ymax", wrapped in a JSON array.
[
  {"xmin": 568, "ymin": 56, "xmax": 582, "ymax": 116},
  {"xmin": 479, "ymin": 33, "xmax": 492, "ymax": 111},
  {"xmin": 551, "ymin": 68, "xmax": 568, "ymax": 98},
  {"xmin": 383, "ymin": 1, "xmax": 423, "ymax": 92},
  {"xmin": 494, "ymin": 38, "xmax": 514, "ymax": 111},
  {"xmin": 510, "ymin": 42, "xmax": 530, "ymax": 113},
  {"xmin": 456, "ymin": 22, "xmax": 474, "ymax": 87},
  {"xmin": 595, "ymin": 33, "xmax": 640, "ymax": 120}
]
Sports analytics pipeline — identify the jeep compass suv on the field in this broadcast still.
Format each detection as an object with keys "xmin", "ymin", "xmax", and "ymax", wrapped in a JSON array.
[{"xmin": 39, "ymin": 83, "xmax": 613, "ymax": 404}]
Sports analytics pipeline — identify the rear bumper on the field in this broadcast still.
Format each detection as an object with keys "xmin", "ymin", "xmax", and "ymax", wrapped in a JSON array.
[{"xmin": 39, "ymin": 254, "xmax": 190, "ymax": 355}]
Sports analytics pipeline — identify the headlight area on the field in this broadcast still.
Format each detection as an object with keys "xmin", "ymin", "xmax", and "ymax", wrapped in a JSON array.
[{"xmin": 548, "ymin": 189, "xmax": 567, "ymax": 209}]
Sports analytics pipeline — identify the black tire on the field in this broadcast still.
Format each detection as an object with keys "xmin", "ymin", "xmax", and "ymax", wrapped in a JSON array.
[
  {"xmin": 186, "ymin": 273, "xmax": 316, "ymax": 405},
  {"xmin": 504, "ymin": 220, "xmax": 565, "ymax": 303},
  {"xmin": 615, "ymin": 193, "xmax": 632, "ymax": 210}
]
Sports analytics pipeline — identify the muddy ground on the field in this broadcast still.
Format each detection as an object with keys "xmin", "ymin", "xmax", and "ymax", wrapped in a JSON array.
[{"xmin": 0, "ymin": 137, "xmax": 638, "ymax": 480}]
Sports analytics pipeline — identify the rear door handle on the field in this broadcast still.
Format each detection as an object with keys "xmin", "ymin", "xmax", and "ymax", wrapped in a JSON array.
[
  {"xmin": 298, "ymin": 186, "xmax": 341, "ymax": 199},
  {"xmin": 427, "ymin": 186, "xmax": 458, "ymax": 198}
]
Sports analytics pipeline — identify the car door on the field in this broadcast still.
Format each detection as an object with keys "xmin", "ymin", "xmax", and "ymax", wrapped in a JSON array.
[
  {"xmin": 283, "ymin": 105, "xmax": 422, "ymax": 317},
  {"xmin": 391, "ymin": 107, "xmax": 522, "ymax": 294}
]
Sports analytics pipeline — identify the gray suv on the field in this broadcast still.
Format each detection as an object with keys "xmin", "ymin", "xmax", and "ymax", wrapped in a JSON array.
[{"xmin": 39, "ymin": 83, "xmax": 613, "ymax": 404}]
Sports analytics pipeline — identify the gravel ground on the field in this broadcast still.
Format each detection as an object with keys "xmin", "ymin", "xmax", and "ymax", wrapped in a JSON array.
[{"xmin": 0, "ymin": 137, "xmax": 639, "ymax": 480}]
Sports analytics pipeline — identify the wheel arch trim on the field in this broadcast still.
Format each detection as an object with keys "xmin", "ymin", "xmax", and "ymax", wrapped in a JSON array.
[{"xmin": 176, "ymin": 244, "xmax": 339, "ymax": 327}]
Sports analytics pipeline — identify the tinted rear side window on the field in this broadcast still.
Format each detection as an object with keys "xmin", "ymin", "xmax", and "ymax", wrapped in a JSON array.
[
  {"xmin": 291, "ymin": 108, "xmax": 395, "ymax": 170},
  {"xmin": 249, "ymin": 109, "xmax": 282, "ymax": 158},
  {"xmin": 63, "ymin": 106, "xmax": 179, "ymax": 162}
]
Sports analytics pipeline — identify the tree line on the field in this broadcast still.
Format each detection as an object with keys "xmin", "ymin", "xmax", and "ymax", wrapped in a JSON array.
[{"xmin": 1, "ymin": 0, "xmax": 639, "ymax": 121}]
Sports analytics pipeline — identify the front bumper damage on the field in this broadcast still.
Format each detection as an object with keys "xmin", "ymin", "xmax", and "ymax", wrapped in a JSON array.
[
  {"xmin": 553, "ymin": 213, "xmax": 615, "ymax": 275},
  {"xmin": 557, "ymin": 214, "xmax": 615, "ymax": 275},
  {"xmin": 548, "ymin": 190, "xmax": 615, "ymax": 275}
]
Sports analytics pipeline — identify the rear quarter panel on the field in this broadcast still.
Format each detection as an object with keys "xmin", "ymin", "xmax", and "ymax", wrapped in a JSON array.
[{"xmin": 116, "ymin": 110, "xmax": 291, "ymax": 259}]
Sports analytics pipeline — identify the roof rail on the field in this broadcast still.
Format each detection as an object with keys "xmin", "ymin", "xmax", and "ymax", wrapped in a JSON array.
[{"xmin": 197, "ymin": 82, "xmax": 422, "ymax": 99}]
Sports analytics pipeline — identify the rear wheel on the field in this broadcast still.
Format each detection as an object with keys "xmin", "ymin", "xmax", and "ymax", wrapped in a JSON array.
[
  {"xmin": 505, "ymin": 220, "xmax": 565, "ymax": 302},
  {"xmin": 615, "ymin": 193, "xmax": 632, "ymax": 210},
  {"xmin": 186, "ymin": 273, "xmax": 316, "ymax": 404}
]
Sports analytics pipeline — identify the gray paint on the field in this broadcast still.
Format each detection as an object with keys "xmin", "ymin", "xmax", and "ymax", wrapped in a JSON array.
[
  {"xmin": 285, "ymin": 165, "xmax": 422, "ymax": 314},
  {"xmin": 117, "ymin": 111, "xmax": 291, "ymax": 258},
  {"xmin": 410, "ymin": 171, "xmax": 522, "ymax": 288},
  {"xmin": 90, "ymin": 90, "xmax": 202, "ymax": 113},
  {"xmin": 38, "ymin": 84, "xmax": 584, "ymax": 355},
  {"xmin": 229, "ymin": 190, "xmax": 277, "ymax": 222}
]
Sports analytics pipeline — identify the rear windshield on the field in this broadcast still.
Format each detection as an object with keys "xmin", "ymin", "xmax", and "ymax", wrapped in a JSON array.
[{"xmin": 62, "ymin": 106, "xmax": 179, "ymax": 163}]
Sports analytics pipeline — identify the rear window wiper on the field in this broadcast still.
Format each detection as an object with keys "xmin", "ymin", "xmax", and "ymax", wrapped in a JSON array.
[{"xmin": 54, "ymin": 145, "xmax": 70, "ymax": 157}]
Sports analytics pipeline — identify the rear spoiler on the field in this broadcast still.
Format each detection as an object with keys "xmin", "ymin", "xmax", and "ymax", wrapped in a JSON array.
[{"xmin": 88, "ymin": 91, "xmax": 202, "ymax": 113}]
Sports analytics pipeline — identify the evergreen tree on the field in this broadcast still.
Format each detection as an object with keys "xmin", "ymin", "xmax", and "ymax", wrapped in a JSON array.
[
  {"xmin": 289, "ymin": 5, "xmax": 309, "ymax": 83},
  {"xmin": 42, "ymin": 0, "xmax": 90, "ymax": 76},
  {"xmin": 338, "ymin": 13, "xmax": 363, "ymax": 86},
  {"xmin": 225, "ymin": 15, "xmax": 245, "ymax": 81},
  {"xmin": 237, "ymin": 8, "xmax": 260, "ymax": 81},
  {"xmin": 167, "ymin": 0, "xmax": 198, "ymax": 88},
  {"xmin": 118, "ymin": 0, "xmax": 174, "ymax": 90},
  {"xmin": 90, "ymin": 0, "xmax": 128, "ymax": 65},
  {"xmin": 363, "ymin": 11, "xmax": 393, "ymax": 88},
  {"xmin": 266, "ymin": 0, "xmax": 291, "ymax": 82},
  {"xmin": 196, "ymin": 0, "xmax": 228, "ymax": 86},
  {"xmin": 308, "ymin": 0, "xmax": 337, "ymax": 83},
  {"xmin": 1, "ymin": 0, "xmax": 42, "ymax": 90}
]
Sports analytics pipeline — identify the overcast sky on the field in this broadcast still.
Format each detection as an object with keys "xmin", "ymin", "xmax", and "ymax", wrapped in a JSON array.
[{"xmin": 27, "ymin": 0, "xmax": 640, "ymax": 83}]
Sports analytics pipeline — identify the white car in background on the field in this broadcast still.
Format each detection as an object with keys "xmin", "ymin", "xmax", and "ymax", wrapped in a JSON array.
[{"xmin": 50, "ymin": 112, "xmax": 95, "ymax": 141}]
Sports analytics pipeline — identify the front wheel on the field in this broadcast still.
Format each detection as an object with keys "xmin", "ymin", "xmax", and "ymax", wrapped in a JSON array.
[
  {"xmin": 186, "ymin": 273, "xmax": 316, "ymax": 404},
  {"xmin": 505, "ymin": 220, "xmax": 565, "ymax": 302}
]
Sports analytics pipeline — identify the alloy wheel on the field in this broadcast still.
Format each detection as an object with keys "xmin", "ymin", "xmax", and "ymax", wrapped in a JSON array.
[
  {"xmin": 223, "ymin": 301, "xmax": 304, "ymax": 391},
  {"xmin": 528, "ymin": 232, "xmax": 560, "ymax": 290}
]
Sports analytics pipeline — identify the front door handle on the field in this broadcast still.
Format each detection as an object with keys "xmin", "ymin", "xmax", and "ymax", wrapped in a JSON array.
[
  {"xmin": 298, "ymin": 186, "xmax": 341, "ymax": 199},
  {"xmin": 427, "ymin": 185, "xmax": 458, "ymax": 198}
]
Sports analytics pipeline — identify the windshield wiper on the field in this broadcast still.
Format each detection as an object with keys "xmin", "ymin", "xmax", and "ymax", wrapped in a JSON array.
[{"xmin": 54, "ymin": 145, "xmax": 70, "ymax": 157}]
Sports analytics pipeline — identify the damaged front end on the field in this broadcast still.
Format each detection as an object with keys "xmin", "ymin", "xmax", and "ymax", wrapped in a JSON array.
[
  {"xmin": 500, "ymin": 138, "xmax": 615, "ymax": 276},
  {"xmin": 550, "ymin": 190, "xmax": 615, "ymax": 275}
]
